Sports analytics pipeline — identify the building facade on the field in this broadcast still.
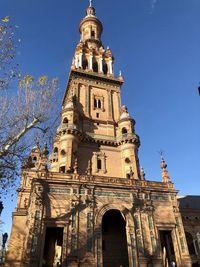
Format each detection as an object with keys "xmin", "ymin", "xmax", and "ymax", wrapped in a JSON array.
[{"xmin": 5, "ymin": 2, "xmax": 198, "ymax": 267}]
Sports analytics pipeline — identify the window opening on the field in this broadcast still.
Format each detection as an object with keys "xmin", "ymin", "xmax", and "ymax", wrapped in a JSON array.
[
  {"xmin": 96, "ymin": 113, "xmax": 99, "ymax": 118},
  {"xmin": 94, "ymin": 98, "xmax": 97, "ymax": 108},
  {"xmin": 33, "ymin": 156, "xmax": 37, "ymax": 163},
  {"xmin": 60, "ymin": 150, "xmax": 66, "ymax": 156},
  {"xmin": 91, "ymin": 30, "xmax": 95, "ymax": 37},
  {"xmin": 125, "ymin": 157, "xmax": 131, "ymax": 164},
  {"xmin": 82, "ymin": 57, "xmax": 88, "ymax": 70},
  {"xmin": 63, "ymin": 117, "xmax": 68, "ymax": 124},
  {"xmin": 98, "ymin": 99, "xmax": 101, "ymax": 109},
  {"xmin": 59, "ymin": 166, "xmax": 65, "ymax": 173},
  {"xmin": 122, "ymin": 128, "xmax": 128, "ymax": 135},
  {"xmin": 97, "ymin": 159, "xmax": 102, "ymax": 170},
  {"xmin": 103, "ymin": 63, "xmax": 108, "ymax": 74}
]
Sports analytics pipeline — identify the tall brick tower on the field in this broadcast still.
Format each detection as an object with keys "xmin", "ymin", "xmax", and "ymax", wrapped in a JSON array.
[{"xmin": 6, "ymin": 2, "xmax": 192, "ymax": 267}]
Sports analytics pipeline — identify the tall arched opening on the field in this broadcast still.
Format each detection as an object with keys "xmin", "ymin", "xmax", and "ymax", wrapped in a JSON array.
[{"xmin": 102, "ymin": 209, "xmax": 129, "ymax": 267}]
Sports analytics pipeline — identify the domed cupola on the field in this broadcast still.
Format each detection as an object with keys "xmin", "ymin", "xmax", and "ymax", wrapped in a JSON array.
[
  {"xmin": 118, "ymin": 105, "xmax": 135, "ymax": 132},
  {"xmin": 79, "ymin": 0, "xmax": 103, "ymax": 46}
]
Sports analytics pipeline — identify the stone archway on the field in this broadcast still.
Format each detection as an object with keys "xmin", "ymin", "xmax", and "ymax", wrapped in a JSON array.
[{"xmin": 102, "ymin": 209, "xmax": 129, "ymax": 267}]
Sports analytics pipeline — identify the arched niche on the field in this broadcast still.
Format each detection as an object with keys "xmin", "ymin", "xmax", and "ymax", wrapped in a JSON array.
[{"xmin": 82, "ymin": 55, "xmax": 88, "ymax": 70}]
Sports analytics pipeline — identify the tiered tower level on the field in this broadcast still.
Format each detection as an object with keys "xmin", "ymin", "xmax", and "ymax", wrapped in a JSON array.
[{"xmin": 6, "ymin": 3, "xmax": 193, "ymax": 267}]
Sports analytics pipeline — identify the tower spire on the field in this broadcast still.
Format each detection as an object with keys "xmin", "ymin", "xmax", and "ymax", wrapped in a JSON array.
[{"xmin": 89, "ymin": 0, "xmax": 92, "ymax": 7}]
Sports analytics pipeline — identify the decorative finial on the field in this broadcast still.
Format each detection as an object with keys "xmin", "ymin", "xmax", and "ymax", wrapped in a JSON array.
[
  {"xmin": 159, "ymin": 151, "xmax": 171, "ymax": 183},
  {"xmin": 119, "ymin": 70, "xmax": 124, "ymax": 81},
  {"xmin": 160, "ymin": 154, "xmax": 167, "ymax": 171},
  {"xmin": 42, "ymin": 143, "xmax": 49, "ymax": 156},
  {"xmin": 89, "ymin": 0, "xmax": 92, "ymax": 7},
  {"xmin": 140, "ymin": 167, "xmax": 146, "ymax": 180}
]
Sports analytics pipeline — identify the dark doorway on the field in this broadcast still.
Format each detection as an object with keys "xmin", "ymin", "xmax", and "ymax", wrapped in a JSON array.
[
  {"xmin": 102, "ymin": 210, "xmax": 129, "ymax": 267},
  {"xmin": 159, "ymin": 230, "xmax": 176, "ymax": 266},
  {"xmin": 42, "ymin": 227, "xmax": 63, "ymax": 267}
]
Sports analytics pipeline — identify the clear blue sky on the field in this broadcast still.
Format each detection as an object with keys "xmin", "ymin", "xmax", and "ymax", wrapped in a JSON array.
[{"xmin": 1, "ymin": 0, "xmax": 200, "ymax": 236}]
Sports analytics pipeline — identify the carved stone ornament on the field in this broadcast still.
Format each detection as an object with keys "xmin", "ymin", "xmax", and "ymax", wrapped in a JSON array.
[
  {"xmin": 132, "ymin": 195, "xmax": 154, "ymax": 213},
  {"xmin": 85, "ymin": 194, "xmax": 96, "ymax": 208}
]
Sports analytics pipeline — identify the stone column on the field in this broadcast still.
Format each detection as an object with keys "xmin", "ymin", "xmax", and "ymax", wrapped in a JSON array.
[
  {"xmin": 75, "ymin": 55, "xmax": 78, "ymax": 69},
  {"xmin": 85, "ymin": 85, "xmax": 90, "ymax": 116},
  {"xmin": 126, "ymin": 226, "xmax": 139, "ymax": 267},
  {"xmin": 102, "ymin": 154, "xmax": 106, "ymax": 173},
  {"xmin": 117, "ymin": 92, "xmax": 121, "ymax": 120},
  {"xmin": 172, "ymin": 228, "xmax": 183, "ymax": 267},
  {"xmin": 93, "ymin": 153, "xmax": 97, "ymax": 173},
  {"xmin": 99, "ymin": 57, "xmax": 103, "ymax": 73},
  {"xmin": 108, "ymin": 60, "xmax": 113, "ymax": 75},
  {"xmin": 107, "ymin": 90, "xmax": 113, "ymax": 120},
  {"xmin": 89, "ymin": 54, "xmax": 93, "ymax": 71}
]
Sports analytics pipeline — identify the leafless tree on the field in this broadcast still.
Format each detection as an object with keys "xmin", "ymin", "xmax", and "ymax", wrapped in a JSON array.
[
  {"xmin": 0, "ymin": 16, "xmax": 19, "ymax": 90},
  {"xmin": 0, "ymin": 75, "xmax": 59, "ymax": 193},
  {"xmin": 0, "ymin": 17, "xmax": 59, "ymax": 194}
]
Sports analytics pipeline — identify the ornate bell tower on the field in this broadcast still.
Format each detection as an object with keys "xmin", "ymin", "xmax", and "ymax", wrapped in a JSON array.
[
  {"xmin": 49, "ymin": 1, "xmax": 141, "ymax": 180},
  {"xmin": 6, "ymin": 2, "xmax": 192, "ymax": 267}
]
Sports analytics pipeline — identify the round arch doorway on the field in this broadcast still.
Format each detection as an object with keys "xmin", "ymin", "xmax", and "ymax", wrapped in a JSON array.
[{"xmin": 102, "ymin": 209, "xmax": 129, "ymax": 267}]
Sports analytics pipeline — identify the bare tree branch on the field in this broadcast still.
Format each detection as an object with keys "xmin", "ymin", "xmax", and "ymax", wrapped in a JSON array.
[{"xmin": 0, "ymin": 117, "xmax": 40, "ymax": 157}]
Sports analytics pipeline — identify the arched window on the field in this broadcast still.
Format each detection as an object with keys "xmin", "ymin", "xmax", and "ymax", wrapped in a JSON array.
[
  {"xmin": 185, "ymin": 232, "xmax": 196, "ymax": 255},
  {"xmin": 91, "ymin": 30, "xmax": 95, "ymax": 38},
  {"xmin": 103, "ymin": 63, "xmax": 108, "ymax": 74},
  {"xmin": 63, "ymin": 117, "xmax": 68, "ymax": 124},
  {"xmin": 59, "ymin": 166, "xmax": 66, "ymax": 173},
  {"xmin": 53, "ymin": 147, "xmax": 58, "ymax": 154},
  {"xmin": 82, "ymin": 55, "xmax": 88, "ymax": 70},
  {"xmin": 94, "ymin": 98, "xmax": 102, "ymax": 109},
  {"xmin": 94, "ymin": 98, "xmax": 97, "ymax": 108},
  {"xmin": 93, "ymin": 58, "xmax": 98, "ymax": 73},
  {"xmin": 125, "ymin": 157, "xmax": 131, "ymax": 164},
  {"xmin": 122, "ymin": 128, "xmax": 128, "ymax": 135},
  {"xmin": 97, "ymin": 159, "xmax": 102, "ymax": 170},
  {"xmin": 60, "ymin": 149, "xmax": 66, "ymax": 156},
  {"xmin": 97, "ymin": 99, "xmax": 101, "ymax": 109}
]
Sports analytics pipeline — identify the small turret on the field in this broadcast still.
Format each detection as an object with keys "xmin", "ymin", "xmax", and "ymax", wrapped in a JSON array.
[
  {"xmin": 37, "ymin": 143, "xmax": 49, "ymax": 171},
  {"xmin": 118, "ymin": 105, "xmax": 135, "ymax": 138},
  {"xmin": 118, "ymin": 106, "xmax": 140, "ymax": 179},
  {"xmin": 160, "ymin": 155, "xmax": 171, "ymax": 183},
  {"xmin": 140, "ymin": 167, "xmax": 146, "ymax": 180}
]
